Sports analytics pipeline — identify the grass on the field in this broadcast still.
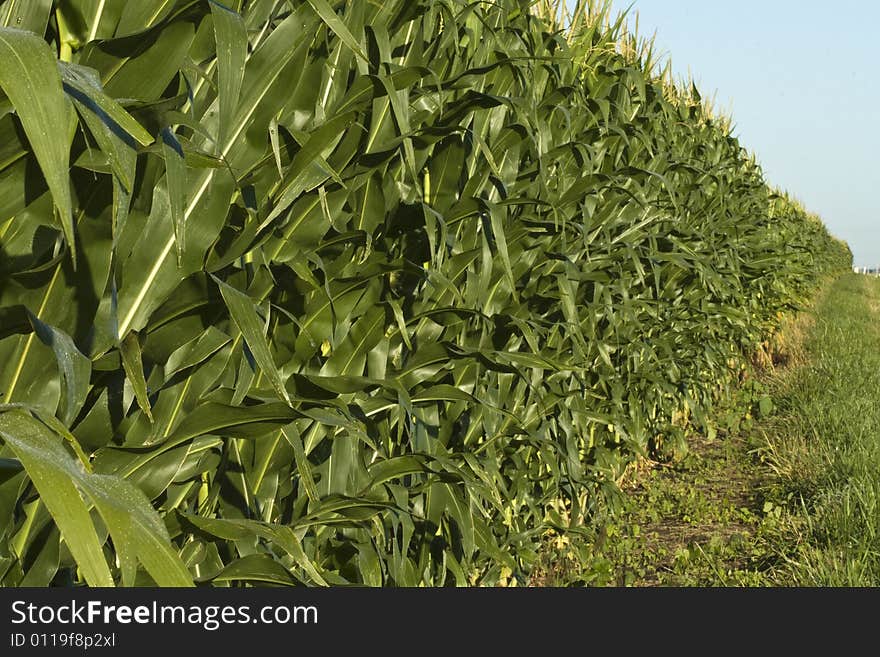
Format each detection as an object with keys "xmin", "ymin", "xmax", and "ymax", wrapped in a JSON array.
[
  {"xmin": 764, "ymin": 274, "xmax": 880, "ymax": 584},
  {"xmin": 533, "ymin": 273, "xmax": 880, "ymax": 586}
]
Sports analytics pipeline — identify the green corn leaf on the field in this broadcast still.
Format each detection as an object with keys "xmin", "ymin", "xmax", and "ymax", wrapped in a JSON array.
[
  {"xmin": 0, "ymin": 0, "xmax": 53, "ymax": 35},
  {"xmin": 365, "ymin": 455, "xmax": 428, "ymax": 488},
  {"xmin": 19, "ymin": 527, "xmax": 60, "ymax": 586},
  {"xmin": 115, "ymin": 0, "xmax": 177, "ymax": 37},
  {"xmin": 268, "ymin": 114, "xmax": 283, "ymax": 177},
  {"xmin": 305, "ymin": 0, "xmax": 369, "ymax": 64},
  {"xmin": 280, "ymin": 423, "xmax": 321, "ymax": 504},
  {"xmin": 119, "ymin": 332, "xmax": 153, "ymax": 422},
  {"xmin": 105, "ymin": 391, "xmax": 257, "ymax": 473},
  {"xmin": 1, "ymin": 408, "xmax": 193, "ymax": 585},
  {"xmin": 55, "ymin": 0, "xmax": 126, "ymax": 45},
  {"xmin": 210, "ymin": 0, "xmax": 247, "ymax": 144},
  {"xmin": 0, "ymin": 28, "xmax": 75, "ymax": 266},
  {"xmin": 263, "ymin": 111, "xmax": 355, "ymax": 227},
  {"xmin": 160, "ymin": 127, "xmax": 187, "ymax": 264},
  {"xmin": 114, "ymin": 8, "xmax": 319, "ymax": 337},
  {"xmin": 182, "ymin": 513, "xmax": 328, "ymax": 586},
  {"xmin": 164, "ymin": 326, "xmax": 232, "ymax": 380},
  {"xmin": 61, "ymin": 64, "xmax": 139, "ymax": 242},
  {"xmin": 59, "ymin": 63, "xmax": 154, "ymax": 147},
  {"xmin": 69, "ymin": 89, "xmax": 137, "ymax": 191},
  {"xmin": 25, "ymin": 312, "xmax": 90, "ymax": 427},
  {"xmin": 80, "ymin": 473, "xmax": 193, "ymax": 586},
  {"xmin": 0, "ymin": 410, "xmax": 112, "ymax": 587},
  {"xmin": 208, "ymin": 554, "xmax": 298, "ymax": 586},
  {"xmin": 214, "ymin": 277, "xmax": 291, "ymax": 406}
]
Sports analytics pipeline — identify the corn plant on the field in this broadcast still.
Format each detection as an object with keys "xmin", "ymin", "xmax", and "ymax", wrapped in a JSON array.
[{"xmin": 0, "ymin": 0, "xmax": 850, "ymax": 586}]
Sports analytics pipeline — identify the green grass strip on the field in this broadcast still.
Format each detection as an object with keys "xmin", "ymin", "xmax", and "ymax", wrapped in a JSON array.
[{"xmin": 760, "ymin": 274, "xmax": 880, "ymax": 585}]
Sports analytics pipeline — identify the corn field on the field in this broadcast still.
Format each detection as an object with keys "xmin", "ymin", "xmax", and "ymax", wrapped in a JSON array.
[{"xmin": 0, "ymin": 0, "xmax": 851, "ymax": 586}]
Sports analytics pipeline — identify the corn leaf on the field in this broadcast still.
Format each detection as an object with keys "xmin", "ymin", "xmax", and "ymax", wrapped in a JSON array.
[{"xmin": 0, "ymin": 28, "xmax": 75, "ymax": 265}]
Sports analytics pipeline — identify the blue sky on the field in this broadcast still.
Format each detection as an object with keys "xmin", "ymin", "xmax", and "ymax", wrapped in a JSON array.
[{"xmin": 567, "ymin": 0, "xmax": 879, "ymax": 267}]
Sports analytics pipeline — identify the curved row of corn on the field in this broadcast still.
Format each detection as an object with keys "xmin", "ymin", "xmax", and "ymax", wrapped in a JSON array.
[{"xmin": 0, "ymin": 0, "xmax": 850, "ymax": 586}]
